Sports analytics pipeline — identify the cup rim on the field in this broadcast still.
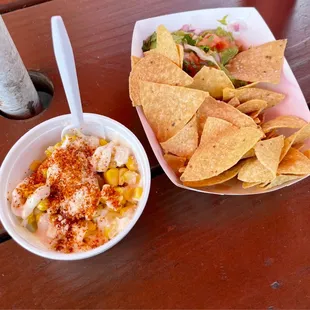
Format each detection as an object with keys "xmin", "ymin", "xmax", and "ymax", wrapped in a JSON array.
[{"xmin": 0, "ymin": 113, "xmax": 151, "ymax": 260}]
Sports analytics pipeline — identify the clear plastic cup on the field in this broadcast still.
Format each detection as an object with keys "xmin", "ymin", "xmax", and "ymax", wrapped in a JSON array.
[{"xmin": 0, "ymin": 113, "xmax": 151, "ymax": 260}]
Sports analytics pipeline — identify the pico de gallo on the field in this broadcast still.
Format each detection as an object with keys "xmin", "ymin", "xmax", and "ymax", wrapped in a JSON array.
[{"xmin": 142, "ymin": 17, "xmax": 248, "ymax": 87}]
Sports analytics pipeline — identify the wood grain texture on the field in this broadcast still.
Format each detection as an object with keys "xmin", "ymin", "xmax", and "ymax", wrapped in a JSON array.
[
  {"xmin": 1, "ymin": 174, "xmax": 310, "ymax": 308},
  {"xmin": 0, "ymin": 0, "xmax": 51, "ymax": 13},
  {"xmin": 1, "ymin": 0, "xmax": 310, "ymax": 308},
  {"xmin": 1, "ymin": 0, "xmax": 309, "ymax": 168}
]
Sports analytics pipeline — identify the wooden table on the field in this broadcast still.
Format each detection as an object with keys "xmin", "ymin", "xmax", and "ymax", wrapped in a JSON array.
[{"xmin": 1, "ymin": 0, "xmax": 310, "ymax": 308}]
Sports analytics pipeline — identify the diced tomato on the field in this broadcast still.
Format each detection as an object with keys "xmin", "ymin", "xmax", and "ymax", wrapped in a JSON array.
[
  {"xmin": 187, "ymin": 52, "xmax": 200, "ymax": 64},
  {"xmin": 217, "ymin": 39, "xmax": 231, "ymax": 51},
  {"xmin": 198, "ymin": 33, "xmax": 235, "ymax": 52},
  {"xmin": 198, "ymin": 34, "xmax": 221, "ymax": 48}
]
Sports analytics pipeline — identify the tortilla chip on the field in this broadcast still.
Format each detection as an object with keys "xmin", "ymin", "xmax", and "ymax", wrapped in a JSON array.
[
  {"xmin": 227, "ymin": 97, "xmax": 240, "ymax": 107},
  {"xmin": 242, "ymin": 182, "xmax": 261, "ymax": 189},
  {"xmin": 280, "ymin": 139, "xmax": 292, "ymax": 162},
  {"xmin": 264, "ymin": 129, "xmax": 278, "ymax": 139},
  {"xmin": 294, "ymin": 143, "xmax": 305, "ymax": 150},
  {"xmin": 183, "ymin": 161, "xmax": 244, "ymax": 187},
  {"xmin": 255, "ymin": 136, "xmax": 284, "ymax": 177},
  {"xmin": 258, "ymin": 113, "xmax": 266, "ymax": 124},
  {"xmin": 155, "ymin": 25, "xmax": 179, "ymax": 65},
  {"xmin": 164, "ymin": 154, "xmax": 186, "ymax": 176},
  {"xmin": 249, "ymin": 110, "xmax": 262, "ymax": 120},
  {"xmin": 223, "ymin": 87, "xmax": 285, "ymax": 108},
  {"xmin": 261, "ymin": 115, "xmax": 307, "ymax": 133},
  {"xmin": 288, "ymin": 123, "xmax": 310, "ymax": 145},
  {"xmin": 176, "ymin": 44, "xmax": 184, "ymax": 68},
  {"xmin": 254, "ymin": 117, "xmax": 261, "ymax": 124},
  {"xmin": 238, "ymin": 158, "xmax": 275, "ymax": 183},
  {"xmin": 129, "ymin": 52, "xmax": 193, "ymax": 106},
  {"xmin": 280, "ymin": 123, "xmax": 310, "ymax": 160},
  {"xmin": 131, "ymin": 56, "xmax": 140, "ymax": 69},
  {"xmin": 140, "ymin": 81, "xmax": 208, "ymax": 142},
  {"xmin": 179, "ymin": 166, "xmax": 186, "ymax": 173},
  {"xmin": 237, "ymin": 99, "xmax": 267, "ymax": 114},
  {"xmin": 180, "ymin": 118, "xmax": 263, "ymax": 181},
  {"xmin": 238, "ymin": 82, "xmax": 259, "ymax": 89},
  {"xmin": 196, "ymin": 96, "xmax": 257, "ymax": 135},
  {"xmin": 226, "ymin": 40, "xmax": 287, "ymax": 84},
  {"xmin": 263, "ymin": 174, "xmax": 301, "ymax": 189},
  {"xmin": 200, "ymin": 117, "xmax": 234, "ymax": 146},
  {"xmin": 242, "ymin": 148, "xmax": 255, "ymax": 159},
  {"xmin": 303, "ymin": 149, "xmax": 310, "ymax": 159},
  {"xmin": 188, "ymin": 66, "xmax": 234, "ymax": 99},
  {"xmin": 161, "ymin": 115, "xmax": 198, "ymax": 158},
  {"xmin": 278, "ymin": 147, "xmax": 310, "ymax": 175}
]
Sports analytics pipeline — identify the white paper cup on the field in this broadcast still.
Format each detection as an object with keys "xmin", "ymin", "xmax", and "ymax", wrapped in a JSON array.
[{"xmin": 0, "ymin": 113, "xmax": 151, "ymax": 260}]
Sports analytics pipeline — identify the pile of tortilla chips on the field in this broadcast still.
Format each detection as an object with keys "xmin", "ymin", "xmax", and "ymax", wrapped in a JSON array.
[{"xmin": 129, "ymin": 24, "xmax": 310, "ymax": 191}]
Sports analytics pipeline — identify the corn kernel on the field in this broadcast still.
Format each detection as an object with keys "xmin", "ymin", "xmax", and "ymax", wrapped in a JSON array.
[
  {"xmin": 26, "ymin": 212, "xmax": 37, "ymax": 232},
  {"xmin": 23, "ymin": 189, "xmax": 32, "ymax": 199},
  {"xmin": 29, "ymin": 160, "xmax": 42, "ymax": 171},
  {"xmin": 37, "ymin": 199, "xmax": 49, "ymax": 211},
  {"xmin": 106, "ymin": 211, "xmax": 120, "ymax": 220},
  {"xmin": 119, "ymin": 167, "xmax": 129, "ymax": 185},
  {"xmin": 99, "ymin": 138, "xmax": 108, "ymax": 146},
  {"xmin": 87, "ymin": 221, "xmax": 97, "ymax": 231},
  {"xmin": 63, "ymin": 134, "xmax": 77, "ymax": 142},
  {"xmin": 104, "ymin": 168, "xmax": 119, "ymax": 187},
  {"xmin": 104, "ymin": 226, "xmax": 111, "ymax": 239},
  {"xmin": 123, "ymin": 171, "xmax": 140, "ymax": 185},
  {"xmin": 100, "ymin": 197, "xmax": 107, "ymax": 205},
  {"xmin": 28, "ymin": 213, "xmax": 36, "ymax": 223},
  {"xmin": 120, "ymin": 203, "xmax": 136, "ymax": 216},
  {"xmin": 33, "ymin": 207, "xmax": 41, "ymax": 215},
  {"xmin": 119, "ymin": 205, "xmax": 131, "ymax": 216},
  {"xmin": 123, "ymin": 187, "xmax": 134, "ymax": 201},
  {"xmin": 42, "ymin": 168, "xmax": 48, "ymax": 179},
  {"xmin": 126, "ymin": 156, "xmax": 138, "ymax": 171},
  {"xmin": 104, "ymin": 223, "xmax": 117, "ymax": 239},
  {"xmin": 114, "ymin": 186, "xmax": 123, "ymax": 194},
  {"xmin": 114, "ymin": 187, "xmax": 126, "ymax": 204},
  {"xmin": 45, "ymin": 146, "xmax": 54, "ymax": 157},
  {"xmin": 133, "ymin": 187, "xmax": 143, "ymax": 200},
  {"xmin": 54, "ymin": 142, "xmax": 62, "ymax": 149},
  {"xmin": 35, "ymin": 212, "xmax": 43, "ymax": 222}
]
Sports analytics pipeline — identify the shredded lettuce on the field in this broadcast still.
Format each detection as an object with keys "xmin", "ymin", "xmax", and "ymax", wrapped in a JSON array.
[
  {"xmin": 183, "ymin": 34, "xmax": 196, "ymax": 46},
  {"xmin": 171, "ymin": 32, "xmax": 197, "ymax": 45},
  {"xmin": 173, "ymin": 30, "xmax": 187, "ymax": 36},
  {"xmin": 199, "ymin": 45, "xmax": 210, "ymax": 53},
  {"xmin": 220, "ymin": 47, "xmax": 238, "ymax": 65},
  {"xmin": 217, "ymin": 15, "xmax": 228, "ymax": 26},
  {"xmin": 142, "ymin": 32, "xmax": 157, "ymax": 52},
  {"xmin": 215, "ymin": 27, "xmax": 234, "ymax": 41},
  {"xmin": 172, "ymin": 33, "xmax": 184, "ymax": 44},
  {"xmin": 171, "ymin": 30, "xmax": 187, "ymax": 44},
  {"xmin": 218, "ymin": 63, "xmax": 247, "ymax": 88},
  {"xmin": 184, "ymin": 44, "xmax": 219, "ymax": 68}
]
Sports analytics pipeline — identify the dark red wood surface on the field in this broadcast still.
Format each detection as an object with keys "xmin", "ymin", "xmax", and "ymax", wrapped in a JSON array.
[
  {"xmin": 1, "ymin": 0, "xmax": 310, "ymax": 308},
  {"xmin": 2, "ymin": 174, "xmax": 310, "ymax": 308},
  {"xmin": 0, "ymin": 0, "xmax": 51, "ymax": 13}
]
